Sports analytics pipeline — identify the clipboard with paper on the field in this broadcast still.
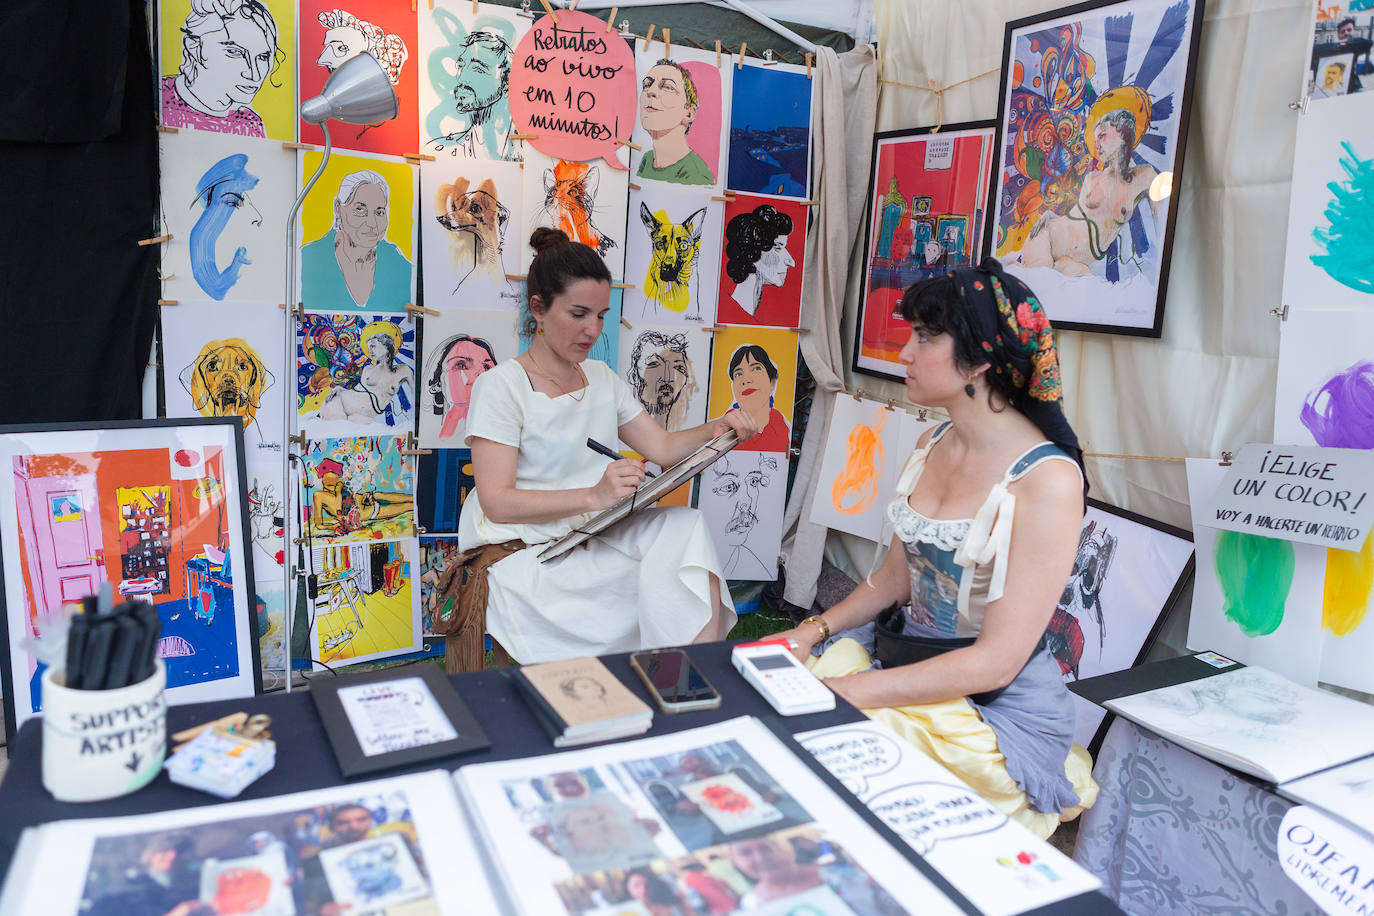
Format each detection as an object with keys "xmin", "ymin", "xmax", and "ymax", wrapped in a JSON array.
[{"xmin": 538, "ymin": 430, "xmax": 740, "ymax": 563}]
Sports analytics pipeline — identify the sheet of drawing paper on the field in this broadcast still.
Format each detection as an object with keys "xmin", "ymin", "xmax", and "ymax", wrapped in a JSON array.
[
  {"xmin": 518, "ymin": 288, "xmax": 622, "ymax": 371},
  {"xmin": 1058, "ymin": 504, "xmax": 1196, "ymax": 749},
  {"xmin": 629, "ymin": 44, "xmax": 732, "ymax": 191},
  {"xmin": 158, "ymin": 0, "xmax": 297, "ymax": 141},
  {"xmin": 298, "ymin": 150, "xmax": 417, "ymax": 313},
  {"xmin": 727, "ymin": 61, "xmax": 814, "ymax": 198},
  {"xmin": 159, "ymin": 132, "xmax": 294, "ymax": 303},
  {"xmin": 614, "ymin": 322, "xmax": 712, "ymax": 434},
  {"xmin": 1274, "ymin": 307, "xmax": 1374, "ymax": 447},
  {"xmin": 417, "ymin": 308, "xmax": 519, "ymax": 448},
  {"xmin": 876, "ymin": 410, "xmax": 944, "ymax": 546},
  {"xmin": 715, "ymin": 193, "xmax": 807, "ymax": 328},
  {"xmin": 420, "ymin": 159, "xmax": 524, "ymax": 311},
  {"xmin": 296, "ymin": 312, "xmax": 417, "ymax": 439},
  {"xmin": 160, "ymin": 299, "xmax": 286, "ymax": 457},
  {"xmin": 418, "ymin": 1, "xmax": 529, "ymax": 162},
  {"xmin": 810, "ymin": 398, "xmax": 904, "ymax": 542},
  {"xmin": 705, "ymin": 326, "xmax": 799, "ymax": 452},
  {"xmin": 698, "ymin": 450, "xmax": 788, "ymax": 581},
  {"xmin": 521, "ymin": 149, "xmax": 631, "ymax": 282},
  {"xmin": 1283, "ymin": 90, "xmax": 1374, "ymax": 311},
  {"xmin": 302, "ymin": 435, "xmax": 416, "ymax": 545},
  {"xmin": 309, "ymin": 537, "xmax": 421, "ymax": 667},
  {"xmin": 416, "ymin": 449, "xmax": 475, "ymax": 534},
  {"xmin": 625, "ymin": 183, "xmax": 723, "ymax": 324},
  {"xmin": 1185, "ymin": 459, "xmax": 1325, "ymax": 685},
  {"xmin": 298, "ymin": 0, "xmax": 418, "ymax": 156},
  {"xmin": 1284, "ymin": 755, "xmax": 1374, "ymax": 836},
  {"xmin": 797, "ymin": 721, "xmax": 1101, "ymax": 915}
]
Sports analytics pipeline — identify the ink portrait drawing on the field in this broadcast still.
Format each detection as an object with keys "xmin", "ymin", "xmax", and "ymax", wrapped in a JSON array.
[
  {"xmin": 419, "ymin": 3, "xmax": 527, "ymax": 160},
  {"xmin": 420, "ymin": 159, "xmax": 523, "ymax": 310},
  {"xmin": 626, "ymin": 186, "xmax": 723, "ymax": 324},
  {"xmin": 630, "ymin": 46, "xmax": 730, "ymax": 189}
]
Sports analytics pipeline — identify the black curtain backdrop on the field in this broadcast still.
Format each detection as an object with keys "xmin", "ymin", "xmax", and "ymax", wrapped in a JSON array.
[{"xmin": 0, "ymin": 0, "xmax": 158, "ymax": 423}]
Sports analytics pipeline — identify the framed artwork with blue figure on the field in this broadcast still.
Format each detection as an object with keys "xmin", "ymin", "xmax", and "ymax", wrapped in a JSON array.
[
  {"xmin": 159, "ymin": 130, "xmax": 295, "ymax": 304},
  {"xmin": 986, "ymin": 0, "xmax": 1206, "ymax": 336},
  {"xmin": 0, "ymin": 418, "xmax": 262, "ymax": 743}
]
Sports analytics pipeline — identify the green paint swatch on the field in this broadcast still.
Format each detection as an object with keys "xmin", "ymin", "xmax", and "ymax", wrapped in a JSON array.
[{"xmin": 1215, "ymin": 530, "xmax": 1294, "ymax": 637}]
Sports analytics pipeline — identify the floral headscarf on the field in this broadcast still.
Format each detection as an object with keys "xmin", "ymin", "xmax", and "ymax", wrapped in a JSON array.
[{"xmin": 951, "ymin": 259, "xmax": 1086, "ymax": 491}]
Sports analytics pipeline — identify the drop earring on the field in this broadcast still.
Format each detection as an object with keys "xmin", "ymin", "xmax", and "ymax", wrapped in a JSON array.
[{"xmin": 964, "ymin": 374, "xmax": 977, "ymax": 399}]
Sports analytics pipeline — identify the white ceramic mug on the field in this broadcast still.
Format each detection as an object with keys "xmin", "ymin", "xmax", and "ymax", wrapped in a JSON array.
[{"xmin": 41, "ymin": 659, "xmax": 167, "ymax": 802}]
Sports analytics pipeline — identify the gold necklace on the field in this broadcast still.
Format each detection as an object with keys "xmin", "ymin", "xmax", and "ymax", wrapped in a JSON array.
[{"xmin": 525, "ymin": 346, "xmax": 588, "ymax": 402}]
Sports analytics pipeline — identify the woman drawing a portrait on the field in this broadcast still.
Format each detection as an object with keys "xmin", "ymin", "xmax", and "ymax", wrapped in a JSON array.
[{"xmin": 301, "ymin": 170, "xmax": 412, "ymax": 311}]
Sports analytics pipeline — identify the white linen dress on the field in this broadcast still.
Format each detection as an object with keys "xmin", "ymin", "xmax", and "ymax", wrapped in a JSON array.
[{"xmin": 459, "ymin": 359, "xmax": 736, "ymax": 662}]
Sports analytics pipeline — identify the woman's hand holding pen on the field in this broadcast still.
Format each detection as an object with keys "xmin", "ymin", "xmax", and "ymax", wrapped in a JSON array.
[
  {"xmin": 713, "ymin": 407, "xmax": 760, "ymax": 441},
  {"xmin": 589, "ymin": 458, "xmax": 647, "ymax": 509}
]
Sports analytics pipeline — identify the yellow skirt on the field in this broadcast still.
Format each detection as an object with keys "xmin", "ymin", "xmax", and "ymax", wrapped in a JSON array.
[{"xmin": 810, "ymin": 638, "xmax": 1098, "ymax": 840}]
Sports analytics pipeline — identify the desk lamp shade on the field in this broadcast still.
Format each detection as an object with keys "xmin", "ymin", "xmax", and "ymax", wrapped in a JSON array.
[{"xmin": 300, "ymin": 52, "xmax": 398, "ymax": 126}]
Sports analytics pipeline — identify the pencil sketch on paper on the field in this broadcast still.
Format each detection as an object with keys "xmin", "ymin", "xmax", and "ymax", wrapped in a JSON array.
[
  {"xmin": 708, "ymin": 452, "xmax": 782, "ymax": 580},
  {"xmin": 1116, "ymin": 667, "xmax": 1302, "ymax": 745},
  {"xmin": 162, "ymin": 0, "xmax": 283, "ymax": 137},
  {"xmin": 535, "ymin": 161, "xmax": 618, "ymax": 256},
  {"xmin": 829, "ymin": 409, "xmax": 885, "ymax": 516},
  {"xmin": 247, "ymin": 474, "xmax": 285, "ymax": 567},
  {"xmin": 434, "ymin": 175, "xmax": 519, "ymax": 306},
  {"xmin": 179, "ymin": 338, "xmax": 275, "ymax": 438},
  {"xmin": 626, "ymin": 330, "xmax": 698, "ymax": 432},
  {"xmin": 640, "ymin": 202, "xmax": 707, "ymax": 320}
]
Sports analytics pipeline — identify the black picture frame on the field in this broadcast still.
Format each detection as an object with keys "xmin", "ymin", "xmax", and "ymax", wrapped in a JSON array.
[
  {"xmin": 1056, "ymin": 497, "xmax": 1195, "ymax": 756},
  {"xmin": 852, "ymin": 120, "xmax": 998, "ymax": 383},
  {"xmin": 310, "ymin": 662, "xmax": 490, "ymax": 777},
  {"xmin": 983, "ymin": 0, "xmax": 1207, "ymax": 337},
  {"xmin": 0, "ymin": 417, "xmax": 262, "ymax": 751}
]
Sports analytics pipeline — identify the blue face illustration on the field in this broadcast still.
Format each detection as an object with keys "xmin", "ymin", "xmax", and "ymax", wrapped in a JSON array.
[{"xmin": 189, "ymin": 154, "xmax": 262, "ymax": 300}]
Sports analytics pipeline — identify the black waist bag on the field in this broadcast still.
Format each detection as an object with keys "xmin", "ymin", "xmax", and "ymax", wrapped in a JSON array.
[{"xmin": 873, "ymin": 605, "xmax": 1045, "ymax": 706}]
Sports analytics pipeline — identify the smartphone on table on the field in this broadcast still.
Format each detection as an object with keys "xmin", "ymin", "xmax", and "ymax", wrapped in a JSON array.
[{"xmin": 628, "ymin": 649, "xmax": 723, "ymax": 713}]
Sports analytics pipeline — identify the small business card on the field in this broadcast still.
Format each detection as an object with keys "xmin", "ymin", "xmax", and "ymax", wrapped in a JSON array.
[{"xmin": 1194, "ymin": 651, "xmax": 1237, "ymax": 669}]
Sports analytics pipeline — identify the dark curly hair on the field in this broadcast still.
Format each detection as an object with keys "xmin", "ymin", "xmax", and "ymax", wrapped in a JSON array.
[
  {"xmin": 523, "ymin": 227, "xmax": 611, "ymax": 338},
  {"xmin": 723, "ymin": 205, "xmax": 793, "ymax": 284},
  {"xmin": 898, "ymin": 274, "xmax": 1017, "ymax": 410}
]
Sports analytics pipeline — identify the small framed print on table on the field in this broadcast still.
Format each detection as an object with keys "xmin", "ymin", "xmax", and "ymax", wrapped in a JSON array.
[
  {"xmin": 854, "ymin": 121, "xmax": 996, "ymax": 382},
  {"xmin": 1053, "ymin": 498, "xmax": 1195, "ymax": 755},
  {"xmin": 311, "ymin": 663, "xmax": 490, "ymax": 777},
  {"xmin": 985, "ymin": 0, "xmax": 1206, "ymax": 336}
]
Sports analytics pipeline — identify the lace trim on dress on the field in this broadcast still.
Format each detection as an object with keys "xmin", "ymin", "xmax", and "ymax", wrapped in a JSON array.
[{"xmin": 886, "ymin": 497, "xmax": 971, "ymax": 551}]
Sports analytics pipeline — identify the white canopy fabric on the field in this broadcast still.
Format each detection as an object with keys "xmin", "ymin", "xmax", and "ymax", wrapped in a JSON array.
[{"xmin": 783, "ymin": 0, "xmax": 1309, "ymax": 656}]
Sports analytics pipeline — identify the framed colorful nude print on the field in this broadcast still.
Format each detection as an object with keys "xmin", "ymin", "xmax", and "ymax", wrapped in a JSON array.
[
  {"xmin": 0, "ymin": 419, "xmax": 262, "ymax": 740},
  {"xmin": 986, "ymin": 0, "xmax": 1205, "ymax": 336},
  {"xmin": 854, "ymin": 122, "xmax": 995, "ymax": 382}
]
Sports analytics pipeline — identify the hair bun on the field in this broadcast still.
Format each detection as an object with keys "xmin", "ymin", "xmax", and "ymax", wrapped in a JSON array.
[{"xmin": 529, "ymin": 227, "xmax": 571, "ymax": 253}]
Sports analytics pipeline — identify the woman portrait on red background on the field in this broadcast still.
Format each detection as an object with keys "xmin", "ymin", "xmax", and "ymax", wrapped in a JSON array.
[{"xmin": 726, "ymin": 345, "xmax": 789, "ymax": 453}]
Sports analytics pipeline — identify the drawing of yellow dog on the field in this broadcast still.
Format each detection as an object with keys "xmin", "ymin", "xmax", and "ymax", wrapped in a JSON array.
[
  {"xmin": 181, "ymin": 338, "xmax": 272, "ymax": 430},
  {"xmin": 640, "ymin": 202, "xmax": 707, "ymax": 318}
]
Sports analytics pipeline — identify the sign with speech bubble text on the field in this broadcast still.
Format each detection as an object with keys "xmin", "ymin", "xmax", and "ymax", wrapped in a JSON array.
[
  {"xmin": 796, "ymin": 721, "xmax": 1101, "ymax": 916},
  {"xmin": 509, "ymin": 10, "xmax": 635, "ymax": 170},
  {"xmin": 1203, "ymin": 443, "xmax": 1374, "ymax": 550}
]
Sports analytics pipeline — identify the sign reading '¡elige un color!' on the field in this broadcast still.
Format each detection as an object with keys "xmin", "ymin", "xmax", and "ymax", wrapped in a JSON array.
[{"xmin": 1202, "ymin": 443, "xmax": 1374, "ymax": 550}]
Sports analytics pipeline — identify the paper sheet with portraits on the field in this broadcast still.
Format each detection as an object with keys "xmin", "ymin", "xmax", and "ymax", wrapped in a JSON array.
[
  {"xmin": 420, "ymin": 158, "xmax": 525, "ymax": 312},
  {"xmin": 615, "ymin": 323, "xmax": 712, "ymax": 435},
  {"xmin": 159, "ymin": 131, "xmax": 295, "ymax": 304},
  {"xmin": 417, "ymin": 308, "xmax": 520, "ymax": 448},
  {"xmin": 418, "ymin": 1, "xmax": 530, "ymax": 162},
  {"xmin": 629, "ymin": 44, "xmax": 732, "ymax": 192},
  {"xmin": 449, "ymin": 716, "xmax": 965, "ymax": 915},
  {"xmin": 0, "ymin": 771, "xmax": 498, "ymax": 916},
  {"xmin": 521, "ymin": 148, "xmax": 632, "ymax": 283}
]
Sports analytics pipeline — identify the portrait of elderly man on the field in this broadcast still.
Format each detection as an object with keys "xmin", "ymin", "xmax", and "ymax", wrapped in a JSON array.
[
  {"xmin": 637, "ymin": 58, "xmax": 715, "ymax": 185},
  {"xmin": 301, "ymin": 169, "xmax": 412, "ymax": 311},
  {"xmin": 162, "ymin": 0, "xmax": 283, "ymax": 137},
  {"xmin": 723, "ymin": 204, "xmax": 796, "ymax": 318},
  {"xmin": 431, "ymin": 30, "xmax": 517, "ymax": 160},
  {"xmin": 627, "ymin": 330, "xmax": 698, "ymax": 432}
]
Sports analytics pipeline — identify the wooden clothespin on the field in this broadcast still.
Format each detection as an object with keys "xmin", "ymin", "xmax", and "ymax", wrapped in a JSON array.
[
  {"xmin": 282, "ymin": 141, "xmax": 314, "ymax": 151},
  {"xmin": 701, "ymin": 324, "xmax": 723, "ymax": 334},
  {"xmin": 401, "ymin": 432, "xmax": 433, "ymax": 456},
  {"xmin": 663, "ymin": 28, "xmax": 671, "ymax": 57},
  {"xmin": 158, "ymin": 299, "xmax": 179, "ymax": 307},
  {"xmin": 620, "ymin": 316, "xmax": 632, "ymax": 329},
  {"xmin": 801, "ymin": 199, "xmax": 821, "ymax": 206},
  {"xmin": 155, "ymin": 125, "xmax": 179, "ymax": 134},
  {"xmin": 611, "ymin": 282, "xmax": 635, "ymax": 290},
  {"xmin": 628, "ymin": 181, "xmax": 642, "ymax": 191},
  {"xmin": 506, "ymin": 272, "xmax": 529, "ymax": 281},
  {"xmin": 605, "ymin": 7, "xmax": 617, "ymax": 31},
  {"xmin": 509, "ymin": 132, "xmax": 538, "ymax": 142},
  {"xmin": 404, "ymin": 302, "xmax": 440, "ymax": 317},
  {"xmin": 738, "ymin": 41, "xmax": 747, "ymax": 69},
  {"xmin": 788, "ymin": 327, "xmax": 810, "ymax": 334},
  {"xmin": 538, "ymin": 0, "xmax": 558, "ymax": 23},
  {"xmin": 715, "ymin": 40, "xmax": 722, "ymax": 69},
  {"xmin": 472, "ymin": 0, "xmax": 477, "ymax": 12},
  {"xmin": 404, "ymin": 152, "xmax": 437, "ymax": 163},
  {"xmin": 157, "ymin": 271, "xmax": 175, "ymax": 282},
  {"xmin": 711, "ymin": 192, "xmax": 736, "ymax": 203},
  {"xmin": 616, "ymin": 137, "xmax": 643, "ymax": 151},
  {"xmin": 410, "ymin": 0, "xmax": 416, "ymax": 11},
  {"xmin": 138, "ymin": 234, "xmax": 172, "ymax": 247},
  {"xmin": 805, "ymin": 52, "xmax": 813, "ymax": 78},
  {"xmin": 642, "ymin": 24, "xmax": 656, "ymax": 52}
]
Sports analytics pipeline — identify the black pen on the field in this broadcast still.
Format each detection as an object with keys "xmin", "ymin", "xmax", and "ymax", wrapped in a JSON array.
[{"xmin": 585, "ymin": 438, "xmax": 656, "ymax": 478}]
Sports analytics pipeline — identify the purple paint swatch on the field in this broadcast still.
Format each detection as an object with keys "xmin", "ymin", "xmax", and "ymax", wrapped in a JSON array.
[{"xmin": 1301, "ymin": 359, "xmax": 1374, "ymax": 449}]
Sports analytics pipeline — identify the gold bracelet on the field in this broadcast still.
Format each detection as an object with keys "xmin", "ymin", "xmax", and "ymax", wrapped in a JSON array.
[{"xmin": 802, "ymin": 615, "xmax": 831, "ymax": 643}]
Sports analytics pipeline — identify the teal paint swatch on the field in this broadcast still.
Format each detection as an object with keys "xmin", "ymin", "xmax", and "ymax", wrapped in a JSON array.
[{"xmin": 1311, "ymin": 141, "xmax": 1374, "ymax": 295}]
